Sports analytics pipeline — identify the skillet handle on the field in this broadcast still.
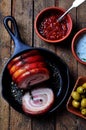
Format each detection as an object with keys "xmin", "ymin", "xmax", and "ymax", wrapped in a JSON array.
[
  {"xmin": 4, "ymin": 16, "xmax": 21, "ymax": 40},
  {"xmin": 3, "ymin": 16, "xmax": 31, "ymax": 56}
]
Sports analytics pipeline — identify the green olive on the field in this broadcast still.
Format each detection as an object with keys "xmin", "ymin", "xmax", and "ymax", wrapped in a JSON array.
[
  {"xmin": 81, "ymin": 108, "xmax": 86, "ymax": 116},
  {"xmin": 76, "ymin": 86, "xmax": 85, "ymax": 94},
  {"xmin": 71, "ymin": 91, "xmax": 81, "ymax": 101},
  {"xmin": 81, "ymin": 98, "xmax": 86, "ymax": 108},
  {"xmin": 72, "ymin": 100, "xmax": 80, "ymax": 108},
  {"xmin": 82, "ymin": 83, "xmax": 86, "ymax": 89}
]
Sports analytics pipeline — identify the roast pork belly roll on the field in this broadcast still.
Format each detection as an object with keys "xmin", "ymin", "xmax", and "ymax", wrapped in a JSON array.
[
  {"xmin": 16, "ymin": 67, "xmax": 50, "ymax": 89},
  {"xmin": 8, "ymin": 50, "xmax": 40, "ymax": 69},
  {"xmin": 22, "ymin": 88, "xmax": 54, "ymax": 115},
  {"xmin": 9, "ymin": 55, "xmax": 45, "ymax": 75},
  {"xmin": 7, "ymin": 50, "xmax": 50, "ymax": 89},
  {"xmin": 12, "ymin": 61, "xmax": 47, "ymax": 80}
]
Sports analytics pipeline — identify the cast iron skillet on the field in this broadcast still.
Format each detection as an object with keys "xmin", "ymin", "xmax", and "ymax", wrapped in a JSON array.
[{"xmin": 1, "ymin": 16, "xmax": 70, "ymax": 116}]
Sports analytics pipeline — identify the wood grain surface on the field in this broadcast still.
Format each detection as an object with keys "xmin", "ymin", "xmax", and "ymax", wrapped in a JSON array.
[{"xmin": 0, "ymin": 0, "xmax": 86, "ymax": 130}]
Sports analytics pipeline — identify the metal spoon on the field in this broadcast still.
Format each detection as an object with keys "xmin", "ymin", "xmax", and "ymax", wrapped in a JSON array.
[{"xmin": 57, "ymin": 0, "xmax": 86, "ymax": 22}]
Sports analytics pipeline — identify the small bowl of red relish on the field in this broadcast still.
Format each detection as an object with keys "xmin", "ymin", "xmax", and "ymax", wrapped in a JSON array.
[{"xmin": 34, "ymin": 7, "xmax": 73, "ymax": 43}]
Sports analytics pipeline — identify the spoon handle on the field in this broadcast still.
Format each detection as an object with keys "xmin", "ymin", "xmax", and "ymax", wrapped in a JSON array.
[
  {"xmin": 57, "ymin": 6, "xmax": 73, "ymax": 22},
  {"xmin": 57, "ymin": 0, "xmax": 85, "ymax": 22}
]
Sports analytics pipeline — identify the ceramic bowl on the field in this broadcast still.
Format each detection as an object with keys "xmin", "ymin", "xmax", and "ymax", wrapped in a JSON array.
[
  {"xmin": 67, "ymin": 76, "xmax": 86, "ymax": 119},
  {"xmin": 71, "ymin": 28, "xmax": 86, "ymax": 65},
  {"xmin": 34, "ymin": 7, "xmax": 73, "ymax": 43}
]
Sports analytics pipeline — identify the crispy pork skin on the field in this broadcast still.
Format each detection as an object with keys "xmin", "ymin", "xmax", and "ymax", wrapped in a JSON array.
[
  {"xmin": 9, "ymin": 55, "xmax": 44, "ymax": 74},
  {"xmin": 12, "ymin": 61, "xmax": 47, "ymax": 80},
  {"xmin": 8, "ymin": 50, "xmax": 40, "ymax": 69}
]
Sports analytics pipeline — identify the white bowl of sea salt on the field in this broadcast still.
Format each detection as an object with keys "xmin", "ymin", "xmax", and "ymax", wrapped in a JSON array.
[{"xmin": 71, "ymin": 28, "xmax": 86, "ymax": 65}]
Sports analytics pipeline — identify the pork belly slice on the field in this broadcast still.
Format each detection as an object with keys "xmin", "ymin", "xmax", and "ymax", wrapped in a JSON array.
[
  {"xmin": 12, "ymin": 61, "xmax": 47, "ymax": 80},
  {"xmin": 16, "ymin": 67, "xmax": 50, "ymax": 89},
  {"xmin": 8, "ymin": 50, "xmax": 40, "ymax": 69},
  {"xmin": 22, "ymin": 88, "xmax": 54, "ymax": 115},
  {"xmin": 9, "ymin": 55, "xmax": 45, "ymax": 75}
]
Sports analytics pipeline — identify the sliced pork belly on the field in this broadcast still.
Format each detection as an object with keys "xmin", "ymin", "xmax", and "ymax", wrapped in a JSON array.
[
  {"xmin": 12, "ymin": 61, "xmax": 47, "ymax": 80},
  {"xmin": 22, "ymin": 88, "xmax": 54, "ymax": 115},
  {"xmin": 16, "ymin": 67, "xmax": 50, "ymax": 89},
  {"xmin": 9, "ymin": 55, "xmax": 45, "ymax": 74},
  {"xmin": 8, "ymin": 50, "xmax": 40, "ymax": 69}
]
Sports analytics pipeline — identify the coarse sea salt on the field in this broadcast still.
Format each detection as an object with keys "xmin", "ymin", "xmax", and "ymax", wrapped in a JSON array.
[{"xmin": 76, "ymin": 34, "xmax": 86, "ymax": 62}]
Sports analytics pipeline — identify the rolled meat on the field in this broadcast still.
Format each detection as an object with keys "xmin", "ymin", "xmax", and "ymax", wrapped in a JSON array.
[
  {"xmin": 7, "ymin": 50, "xmax": 50, "ymax": 90},
  {"xmin": 8, "ymin": 50, "xmax": 40, "ymax": 69},
  {"xmin": 12, "ymin": 61, "xmax": 47, "ymax": 80},
  {"xmin": 9, "ymin": 55, "xmax": 45, "ymax": 75},
  {"xmin": 16, "ymin": 67, "xmax": 50, "ymax": 89},
  {"xmin": 22, "ymin": 88, "xmax": 54, "ymax": 115}
]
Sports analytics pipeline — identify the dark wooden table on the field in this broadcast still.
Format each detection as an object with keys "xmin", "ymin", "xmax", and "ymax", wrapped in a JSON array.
[{"xmin": 0, "ymin": 0, "xmax": 86, "ymax": 130}]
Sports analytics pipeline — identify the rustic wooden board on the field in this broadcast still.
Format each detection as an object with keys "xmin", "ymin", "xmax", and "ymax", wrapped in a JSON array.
[
  {"xmin": 55, "ymin": 0, "xmax": 77, "ymax": 75},
  {"xmin": 34, "ymin": 0, "xmax": 56, "ymax": 52},
  {"xmin": 33, "ymin": 1, "xmax": 55, "ymax": 130},
  {"xmin": 77, "ymin": 3, "xmax": 86, "ymax": 77},
  {"xmin": 9, "ymin": 0, "xmax": 32, "ymax": 130},
  {"xmin": 0, "ymin": 1, "xmax": 11, "ymax": 130},
  {"xmin": 11, "ymin": 0, "xmax": 33, "ymax": 45},
  {"xmin": 0, "ymin": 0, "xmax": 86, "ymax": 130},
  {"xmin": 55, "ymin": 1, "xmax": 86, "ymax": 130},
  {"xmin": 76, "ymin": 3, "xmax": 86, "ymax": 129}
]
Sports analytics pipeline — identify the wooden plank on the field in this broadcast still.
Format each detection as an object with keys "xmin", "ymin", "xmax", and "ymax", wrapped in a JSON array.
[
  {"xmin": 56, "ymin": 1, "xmax": 86, "ymax": 130},
  {"xmin": 34, "ymin": 0, "xmax": 56, "ymax": 52},
  {"xmin": 9, "ymin": 0, "xmax": 32, "ymax": 130},
  {"xmin": 33, "ymin": 1, "xmax": 55, "ymax": 130},
  {"xmin": 77, "ymin": 2, "xmax": 86, "ymax": 76},
  {"xmin": 10, "ymin": 109, "xmax": 31, "ymax": 130},
  {"xmin": 76, "ymin": 3, "xmax": 86, "ymax": 130},
  {"xmin": 11, "ymin": 0, "xmax": 33, "ymax": 45},
  {"xmin": 55, "ymin": 0, "xmax": 77, "ymax": 75},
  {"xmin": 0, "ymin": 1, "xmax": 86, "ymax": 130},
  {"xmin": 55, "ymin": 0, "xmax": 80, "ymax": 130},
  {"xmin": 77, "ymin": 3, "xmax": 86, "ymax": 29},
  {"xmin": 32, "ymin": 114, "xmax": 55, "ymax": 130},
  {"xmin": 0, "ymin": 1, "xmax": 11, "ymax": 130}
]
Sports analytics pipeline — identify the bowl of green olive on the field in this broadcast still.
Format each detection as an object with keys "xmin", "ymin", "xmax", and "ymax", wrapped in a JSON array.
[{"xmin": 67, "ymin": 76, "xmax": 86, "ymax": 119}]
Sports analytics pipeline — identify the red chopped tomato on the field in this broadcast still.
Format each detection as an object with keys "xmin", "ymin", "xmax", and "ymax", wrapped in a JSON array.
[{"xmin": 38, "ymin": 13, "xmax": 68, "ymax": 40}]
